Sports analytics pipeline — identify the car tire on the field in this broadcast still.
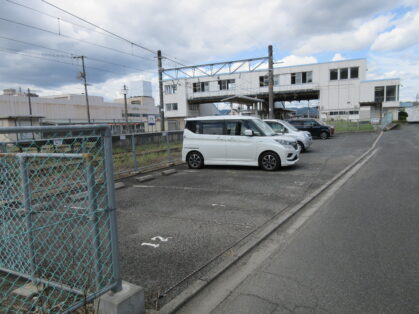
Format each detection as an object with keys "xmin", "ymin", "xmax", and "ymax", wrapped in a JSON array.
[
  {"xmin": 320, "ymin": 131, "xmax": 329, "ymax": 140},
  {"xmin": 297, "ymin": 141, "xmax": 305, "ymax": 152},
  {"xmin": 259, "ymin": 151, "xmax": 280, "ymax": 171},
  {"xmin": 186, "ymin": 151, "xmax": 204, "ymax": 169}
]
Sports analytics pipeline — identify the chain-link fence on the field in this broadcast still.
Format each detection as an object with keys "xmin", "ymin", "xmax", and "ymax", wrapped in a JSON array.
[
  {"xmin": 0, "ymin": 125, "xmax": 121, "ymax": 313},
  {"xmin": 325, "ymin": 119, "xmax": 374, "ymax": 133},
  {"xmin": 112, "ymin": 131, "xmax": 184, "ymax": 177}
]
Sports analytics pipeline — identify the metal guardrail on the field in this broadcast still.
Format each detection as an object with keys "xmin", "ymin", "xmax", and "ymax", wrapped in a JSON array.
[{"xmin": 0, "ymin": 125, "xmax": 121, "ymax": 313}]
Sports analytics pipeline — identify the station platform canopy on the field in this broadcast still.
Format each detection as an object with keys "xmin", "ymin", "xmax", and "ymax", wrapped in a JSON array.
[{"xmin": 221, "ymin": 95, "xmax": 265, "ymax": 104}]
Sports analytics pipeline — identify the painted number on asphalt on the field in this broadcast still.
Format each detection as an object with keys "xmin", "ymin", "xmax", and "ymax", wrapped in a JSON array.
[{"xmin": 141, "ymin": 235, "xmax": 172, "ymax": 249}]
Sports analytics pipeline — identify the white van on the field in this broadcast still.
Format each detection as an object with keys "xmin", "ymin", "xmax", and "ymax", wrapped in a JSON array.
[
  {"xmin": 264, "ymin": 119, "xmax": 312, "ymax": 152},
  {"xmin": 182, "ymin": 116, "xmax": 300, "ymax": 171}
]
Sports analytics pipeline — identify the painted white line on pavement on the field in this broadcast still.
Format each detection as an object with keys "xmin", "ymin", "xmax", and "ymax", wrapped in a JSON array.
[
  {"xmin": 141, "ymin": 243, "xmax": 159, "ymax": 248},
  {"xmin": 151, "ymin": 236, "xmax": 172, "ymax": 242}
]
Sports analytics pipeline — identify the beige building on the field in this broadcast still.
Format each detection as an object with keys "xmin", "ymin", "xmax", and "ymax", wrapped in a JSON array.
[{"xmin": 0, "ymin": 90, "xmax": 160, "ymax": 126}]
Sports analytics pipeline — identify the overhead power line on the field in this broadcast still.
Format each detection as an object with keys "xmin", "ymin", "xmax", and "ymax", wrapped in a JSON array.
[
  {"xmin": 41, "ymin": 0, "xmax": 156, "ymax": 55},
  {"xmin": 0, "ymin": 35, "xmax": 149, "ymax": 72},
  {"xmin": 39, "ymin": 0, "xmax": 189, "ymax": 67},
  {"xmin": 0, "ymin": 47, "xmax": 126, "ymax": 75},
  {"xmin": 5, "ymin": 0, "xmax": 155, "ymax": 61},
  {"xmin": 0, "ymin": 17, "xmax": 155, "ymax": 61},
  {"xmin": 6, "ymin": 0, "xmax": 104, "ymax": 35}
]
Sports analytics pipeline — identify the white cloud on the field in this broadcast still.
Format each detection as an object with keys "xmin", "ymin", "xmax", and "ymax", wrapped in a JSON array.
[
  {"xmin": 278, "ymin": 55, "xmax": 317, "ymax": 66},
  {"xmin": 371, "ymin": 9, "xmax": 419, "ymax": 51},
  {"xmin": 1, "ymin": 0, "xmax": 419, "ymax": 103},
  {"xmin": 332, "ymin": 53, "xmax": 346, "ymax": 61},
  {"xmin": 294, "ymin": 15, "xmax": 393, "ymax": 55},
  {"xmin": 368, "ymin": 51, "xmax": 419, "ymax": 101}
]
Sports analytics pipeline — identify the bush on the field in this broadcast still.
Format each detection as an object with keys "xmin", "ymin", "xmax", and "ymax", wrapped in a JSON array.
[{"xmin": 398, "ymin": 111, "xmax": 408, "ymax": 121}]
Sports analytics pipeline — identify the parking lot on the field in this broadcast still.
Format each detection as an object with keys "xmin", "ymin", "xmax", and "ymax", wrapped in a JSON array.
[{"xmin": 115, "ymin": 131, "xmax": 378, "ymax": 308}]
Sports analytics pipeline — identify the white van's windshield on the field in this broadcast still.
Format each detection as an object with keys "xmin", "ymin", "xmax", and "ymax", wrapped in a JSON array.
[
  {"xmin": 252, "ymin": 119, "xmax": 276, "ymax": 136},
  {"xmin": 281, "ymin": 120, "xmax": 299, "ymax": 132}
]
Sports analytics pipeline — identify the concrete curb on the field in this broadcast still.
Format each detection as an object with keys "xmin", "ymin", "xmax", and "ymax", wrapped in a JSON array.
[
  {"xmin": 160, "ymin": 131, "xmax": 383, "ymax": 314},
  {"xmin": 115, "ymin": 161, "xmax": 184, "ymax": 181},
  {"xmin": 114, "ymin": 182, "xmax": 126, "ymax": 190},
  {"xmin": 161, "ymin": 169, "xmax": 178, "ymax": 176},
  {"xmin": 135, "ymin": 175, "xmax": 155, "ymax": 183}
]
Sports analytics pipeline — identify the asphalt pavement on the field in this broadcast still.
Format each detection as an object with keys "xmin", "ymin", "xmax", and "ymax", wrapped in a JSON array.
[
  {"xmin": 207, "ymin": 124, "xmax": 419, "ymax": 314},
  {"xmin": 114, "ymin": 131, "xmax": 379, "ymax": 308}
]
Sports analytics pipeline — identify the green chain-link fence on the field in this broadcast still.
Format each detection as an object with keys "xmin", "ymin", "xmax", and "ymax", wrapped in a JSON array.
[
  {"xmin": 0, "ymin": 125, "xmax": 121, "ymax": 313},
  {"xmin": 112, "ymin": 131, "xmax": 184, "ymax": 177}
]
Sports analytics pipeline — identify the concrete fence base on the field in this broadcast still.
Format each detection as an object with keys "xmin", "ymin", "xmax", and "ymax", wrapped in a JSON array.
[{"xmin": 99, "ymin": 281, "xmax": 144, "ymax": 314}]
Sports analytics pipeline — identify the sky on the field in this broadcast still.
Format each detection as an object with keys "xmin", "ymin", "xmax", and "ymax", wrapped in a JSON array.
[{"xmin": 0, "ymin": 0, "xmax": 418, "ymax": 103}]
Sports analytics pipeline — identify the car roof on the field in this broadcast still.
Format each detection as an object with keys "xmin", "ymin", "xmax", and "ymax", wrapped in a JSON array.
[
  {"xmin": 185, "ymin": 115, "xmax": 259, "ymax": 121},
  {"xmin": 264, "ymin": 119, "xmax": 285, "ymax": 123}
]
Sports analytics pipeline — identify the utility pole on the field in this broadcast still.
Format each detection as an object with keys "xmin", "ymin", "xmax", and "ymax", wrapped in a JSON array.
[
  {"xmin": 27, "ymin": 88, "xmax": 33, "ymax": 116},
  {"xmin": 74, "ymin": 56, "xmax": 91, "ymax": 124},
  {"xmin": 27, "ymin": 88, "xmax": 33, "ymax": 127},
  {"xmin": 268, "ymin": 45, "xmax": 274, "ymax": 119},
  {"xmin": 157, "ymin": 50, "xmax": 165, "ymax": 131},
  {"xmin": 121, "ymin": 84, "xmax": 129, "ymax": 125}
]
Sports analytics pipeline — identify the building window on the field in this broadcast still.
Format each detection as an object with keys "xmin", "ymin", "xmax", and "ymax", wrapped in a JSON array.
[
  {"xmin": 291, "ymin": 73, "xmax": 300, "ymax": 84},
  {"xmin": 340, "ymin": 68, "xmax": 348, "ymax": 80},
  {"xmin": 291, "ymin": 71, "xmax": 312, "ymax": 84},
  {"xmin": 193, "ymin": 82, "xmax": 209, "ymax": 93},
  {"xmin": 259, "ymin": 76, "xmax": 269, "ymax": 87},
  {"xmin": 164, "ymin": 84, "xmax": 177, "ymax": 94},
  {"xmin": 306, "ymin": 71, "xmax": 312, "ymax": 83},
  {"xmin": 274, "ymin": 74, "xmax": 280, "ymax": 86},
  {"xmin": 349, "ymin": 110, "xmax": 359, "ymax": 115},
  {"xmin": 386, "ymin": 85, "xmax": 396, "ymax": 102},
  {"xmin": 374, "ymin": 86, "xmax": 385, "ymax": 102},
  {"xmin": 188, "ymin": 104, "xmax": 199, "ymax": 111},
  {"xmin": 259, "ymin": 75, "xmax": 280, "ymax": 87},
  {"xmin": 218, "ymin": 79, "xmax": 235, "ymax": 90},
  {"xmin": 330, "ymin": 69, "xmax": 338, "ymax": 80},
  {"xmin": 350, "ymin": 67, "xmax": 359, "ymax": 79},
  {"xmin": 130, "ymin": 100, "xmax": 142, "ymax": 105},
  {"xmin": 165, "ymin": 103, "xmax": 178, "ymax": 111}
]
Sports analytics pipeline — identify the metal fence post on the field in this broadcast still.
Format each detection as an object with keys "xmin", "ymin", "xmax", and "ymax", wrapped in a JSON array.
[
  {"xmin": 103, "ymin": 127, "xmax": 122, "ymax": 292},
  {"xmin": 132, "ymin": 134, "xmax": 138, "ymax": 171},
  {"xmin": 85, "ymin": 157, "xmax": 102, "ymax": 289},
  {"xmin": 18, "ymin": 155, "xmax": 36, "ymax": 279},
  {"xmin": 166, "ymin": 131, "xmax": 170, "ymax": 163}
]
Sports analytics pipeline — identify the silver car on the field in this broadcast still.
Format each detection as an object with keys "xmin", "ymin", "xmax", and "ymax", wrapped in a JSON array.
[{"xmin": 264, "ymin": 119, "xmax": 312, "ymax": 152}]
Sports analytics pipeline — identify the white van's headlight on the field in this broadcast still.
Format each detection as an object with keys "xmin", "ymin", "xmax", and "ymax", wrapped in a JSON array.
[{"xmin": 275, "ymin": 139, "xmax": 294, "ymax": 146}]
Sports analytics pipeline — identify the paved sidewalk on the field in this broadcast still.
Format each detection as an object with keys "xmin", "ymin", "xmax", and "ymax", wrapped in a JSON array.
[{"xmin": 210, "ymin": 125, "xmax": 419, "ymax": 313}]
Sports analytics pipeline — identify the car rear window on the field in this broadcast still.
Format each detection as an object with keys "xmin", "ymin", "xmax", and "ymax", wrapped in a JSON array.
[
  {"xmin": 201, "ymin": 121, "xmax": 224, "ymax": 135},
  {"xmin": 185, "ymin": 121, "xmax": 199, "ymax": 133},
  {"xmin": 289, "ymin": 120, "xmax": 302, "ymax": 127}
]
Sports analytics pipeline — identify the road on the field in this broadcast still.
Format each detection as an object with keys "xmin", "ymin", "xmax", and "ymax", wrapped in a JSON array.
[
  {"xmin": 188, "ymin": 124, "xmax": 419, "ymax": 314},
  {"xmin": 115, "ymin": 132, "xmax": 378, "ymax": 308}
]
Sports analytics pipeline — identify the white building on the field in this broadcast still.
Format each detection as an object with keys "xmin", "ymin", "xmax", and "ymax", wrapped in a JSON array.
[
  {"xmin": 162, "ymin": 58, "xmax": 400, "ymax": 129},
  {"xmin": 0, "ymin": 92, "xmax": 159, "ymax": 125}
]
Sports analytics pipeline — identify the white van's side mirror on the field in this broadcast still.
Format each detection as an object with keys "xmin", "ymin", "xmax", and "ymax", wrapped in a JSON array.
[{"xmin": 244, "ymin": 129, "xmax": 253, "ymax": 136}]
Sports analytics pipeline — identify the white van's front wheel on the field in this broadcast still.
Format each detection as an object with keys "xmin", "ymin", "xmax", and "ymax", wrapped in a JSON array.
[
  {"xmin": 260, "ymin": 151, "xmax": 280, "ymax": 171},
  {"xmin": 187, "ymin": 151, "xmax": 204, "ymax": 169}
]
